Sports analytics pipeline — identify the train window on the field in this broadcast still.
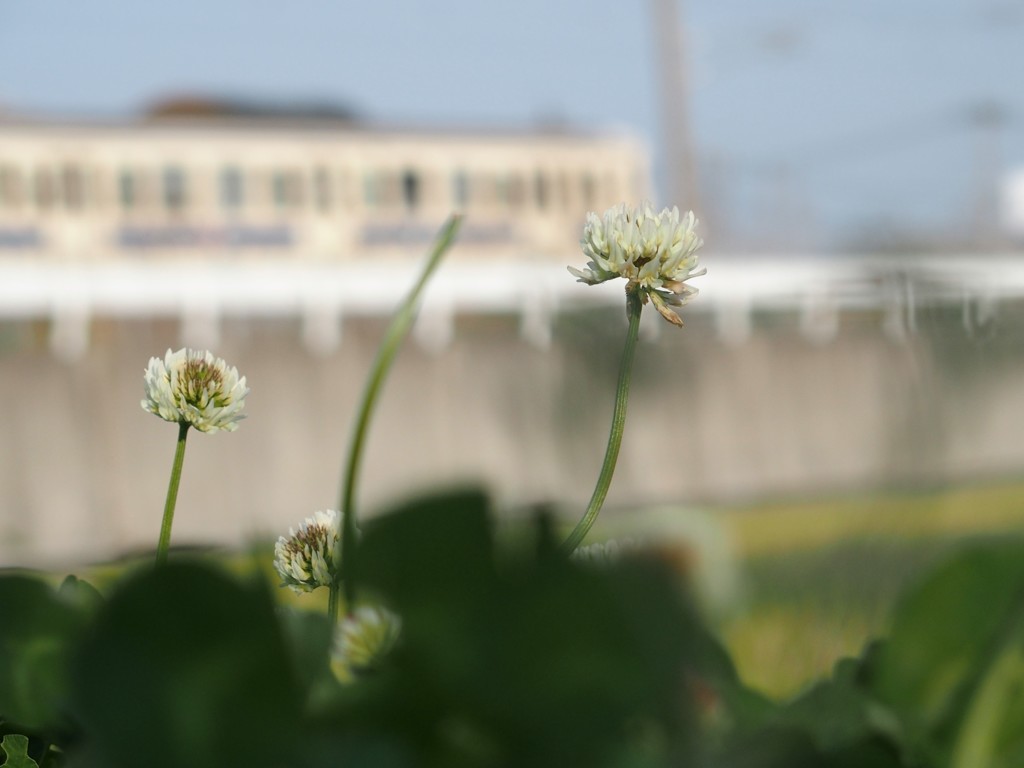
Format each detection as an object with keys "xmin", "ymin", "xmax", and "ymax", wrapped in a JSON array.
[
  {"xmin": 451, "ymin": 170, "xmax": 469, "ymax": 208},
  {"xmin": 119, "ymin": 169, "xmax": 137, "ymax": 211},
  {"xmin": 581, "ymin": 172, "xmax": 596, "ymax": 209},
  {"xmin": 401, "ymin": 169, "xmax": 419, "ymax": 211},
  {"xmin": 163, "ymin": 166, "xmax": 186, "ymax": 211},
  {"xmin": 313, "ymin": 167, "xmax": 332, "ymax": 213},
  {"xmin": 62, "ymin": 165, "xmax": 84, "ymax": 210},
  {"xmin": 33, "ymin": 168, "xmax": 56, "ymax": 211},
  {"xmin": 533, "ymin": 170, "xmax": 549, "ymax": 210},
  {"xmin": 272, "ymin": 170, "xmax": 303, "ymax": 210},
  {"xmin": 506, "ymin": 174, "xmax": 526, "ymax": 209},
  {"xmin": 362, "ymin": 171, "xmax": 379, "ymax": 208},
  {"xmin": 0, "ymin": 166, "xmax": 24, "ymax": 208},
  {"xmin": 220, "ymin": 166, "xmax": 244, "ymax": 210},
  {"xmin": 272, "ymin": 172, "xmax": 287, "ymax": 208}
]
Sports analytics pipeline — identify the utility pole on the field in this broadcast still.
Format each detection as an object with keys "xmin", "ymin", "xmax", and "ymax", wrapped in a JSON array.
[
  {"xmin": 650, "ymin": 0, "xmax": 700, "ymax": 214},
  {"xmin": 968, "ymin": 100, "xmax": 1007, "ymax": 250}
]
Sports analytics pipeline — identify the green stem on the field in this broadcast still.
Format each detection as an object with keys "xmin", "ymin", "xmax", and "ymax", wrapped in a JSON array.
[
  {"xmin": 336, "ymin": 215, "xmax": 462, "ymax": 610},
  {"xmin": 327, "ymin": 582, "xmax": 341, "ymax": 625},
  {"xmin": 561, "ymin": 286, "xmax": 643, "ymax": 554},
  {"xmin": 156, "ymin": 421, "xmax": 190, "ymax": 566}
]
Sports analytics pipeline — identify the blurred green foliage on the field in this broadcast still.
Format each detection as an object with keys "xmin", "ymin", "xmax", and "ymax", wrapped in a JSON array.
[
  {"xmin": 3, "ymin": 488, "xmax": 1024, "ymax": 767},
  {"xmin": 721, "ymin": 481, "xmax": 1024, "ymax": 697}
]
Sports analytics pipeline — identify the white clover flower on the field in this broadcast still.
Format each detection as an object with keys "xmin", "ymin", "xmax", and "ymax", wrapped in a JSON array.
[
  {"xmin": 141, "ymin": 348, "xmax": 249, "ymax": 433},
  {"xmin": 274, "ymin": 509, "xmax": 341, "ymax": 593},
  {"xmin": 568, "ymin": 201, "xmax": 705, "ymax": 326},
  {"xmin": 333, "ymin": 606, "xmax": 402, "ymax": 674}
]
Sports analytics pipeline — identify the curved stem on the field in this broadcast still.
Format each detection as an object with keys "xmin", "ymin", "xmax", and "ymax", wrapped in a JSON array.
[
  {"xmin": 561, "ymin": 286, "xmax": 643, "ymax": 554},
  {"xmin": 327, "ymin": 582, "xmax": 341, "ymax": 625},
  {"xmin": 156, "ymin": 422, "xmax": 190, "ymax": 566},
  {"xmin": 336, "ymin": 215, "xmax": 462, "ymax": 610}
]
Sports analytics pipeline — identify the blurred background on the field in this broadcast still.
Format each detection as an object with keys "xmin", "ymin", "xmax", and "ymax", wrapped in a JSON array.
[{"xmin": 2, "ymin": 0, "xmax": 1024, "ymax": 695}]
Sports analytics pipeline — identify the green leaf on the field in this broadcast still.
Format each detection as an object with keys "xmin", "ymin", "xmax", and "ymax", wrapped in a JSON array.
[
  {"xmin": 357, "ymin": 486, "xmax": 496, "ymax": 611},
  {"xmin": 69, "ymin": 562, "xmax": 303, "ymax": 768},
  {"xmin": 0, "ymin": 576, "xmax": 85, "ymax": 730},
  {"xmin": 351, "ymin": 492, "xmax": 704, "ymax": 766},
  {"xmin": 871, "ymin": 543, "xmax": 1024, "ymax": 760},
  {"xmin": 713, "ymin": 726, "xmax": 907, "ymax": 768},
  {"xmin": 0, "ymin": 734, "xmax": 40, "ymax": 768},
  {"xmin": 949, "ymin": 640, "xmax": 1024, "ymax": 768},
  {"xmin": 773, "ymin": 679, "xmax": 903, "ymax": 754}
]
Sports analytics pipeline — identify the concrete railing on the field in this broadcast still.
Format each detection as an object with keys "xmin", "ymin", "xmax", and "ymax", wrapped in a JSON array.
[{"xmin": 2, "ymin": 252, "xmax": 1022, "ymax": 358}]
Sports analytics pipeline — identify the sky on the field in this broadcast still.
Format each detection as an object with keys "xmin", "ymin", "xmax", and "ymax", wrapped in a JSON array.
[{"xmin": 0, "ymin": 0, "xmax": 1021, "ymax": 252}]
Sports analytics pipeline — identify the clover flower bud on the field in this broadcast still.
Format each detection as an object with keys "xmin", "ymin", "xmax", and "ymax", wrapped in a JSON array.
[
  {"xmin": 274, "ymin": 510, "xmax": 341, "ymax": 593},
  {"xmin": 334, "ymin": 606, "xmax": 402, "ymax": 674}
]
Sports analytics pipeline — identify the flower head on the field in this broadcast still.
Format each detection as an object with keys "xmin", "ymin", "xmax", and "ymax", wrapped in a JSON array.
[
  {"xmin": 274, "ymin": 509, "xmax": 341, "ymax": 593},
  {"xmin": 142, "ymin": 348, "xmax": 248, "ymax": 433},
  {"xmin": 333, "ymin": 606, "xmax": 402, "ymax": 675},
  {"xmin": 568, "ymin": 201, "xmax": 705, "ymax": 325}
]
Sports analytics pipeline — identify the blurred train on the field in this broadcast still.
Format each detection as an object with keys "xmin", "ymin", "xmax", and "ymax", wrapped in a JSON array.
[
  {"xmin": 4, "ymin": 100, "xmax": 1020, "ymax": 359},
  {"xmin": 0, "ymin": 99, "xmax": 650, "ymax": 264}
]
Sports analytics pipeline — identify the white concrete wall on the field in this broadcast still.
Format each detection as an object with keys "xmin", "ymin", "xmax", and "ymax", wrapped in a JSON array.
[{"xmin": 2, "ymin": 299, "xmax": 1023, "ymax": 568}]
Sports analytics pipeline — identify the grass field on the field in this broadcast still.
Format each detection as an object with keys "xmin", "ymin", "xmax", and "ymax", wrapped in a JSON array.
[{"xmin": 716, "ymin": 478, "xmax": 1024, "ymax": 698}]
